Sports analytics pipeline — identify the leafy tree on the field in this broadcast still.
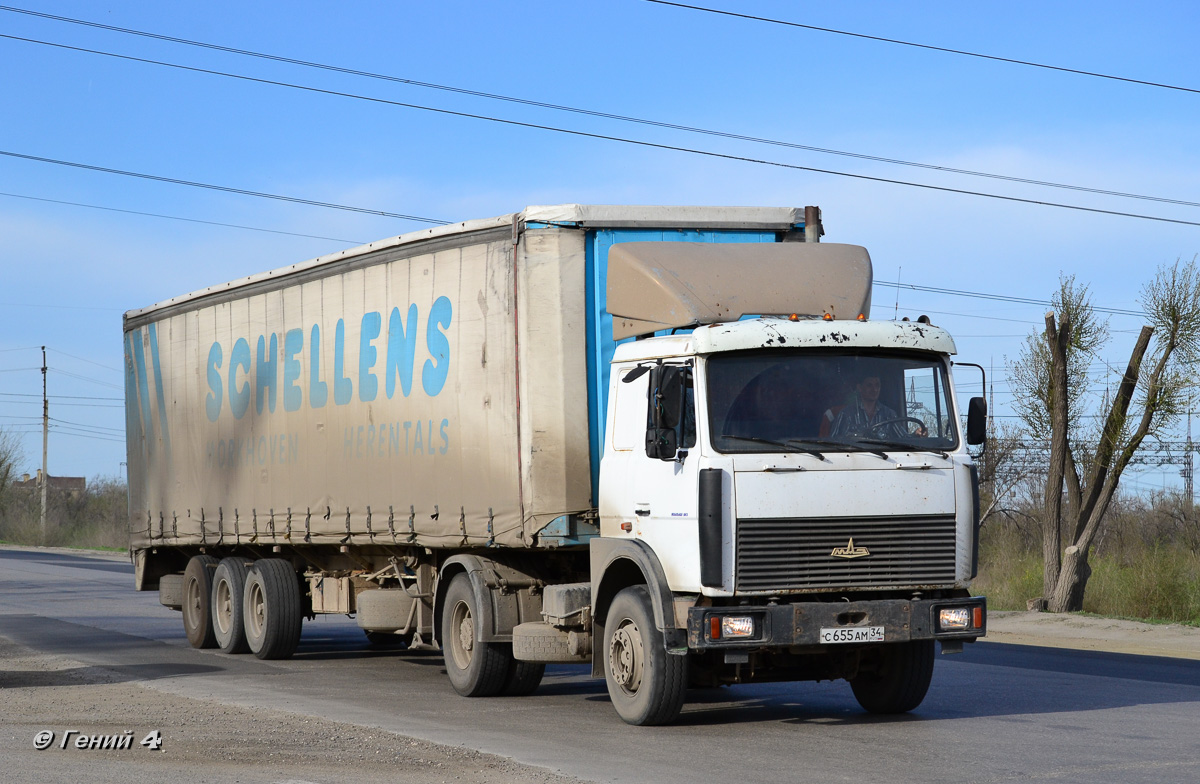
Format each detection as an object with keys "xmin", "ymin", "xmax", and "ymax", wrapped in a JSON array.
[{"xmin": 1010, "ymin": 259, "xmax": 1200, "ymax": 612}]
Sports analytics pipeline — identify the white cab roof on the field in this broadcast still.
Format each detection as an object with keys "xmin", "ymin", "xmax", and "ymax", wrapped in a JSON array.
[{"xmin": 612, "ymin": 318, "xmax": 957, "ymax": 362}]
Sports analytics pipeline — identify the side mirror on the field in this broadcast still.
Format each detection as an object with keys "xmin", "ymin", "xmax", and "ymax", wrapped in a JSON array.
[
  {"xmin": 645, "ymin": 364, "xmax": 687, "ymax": 460},
  {"xmin": 646, "ymin": 427, "xmax": 679, "ymax": 460},
  {"xmin": 966, "ymin": 397, "xmax": 987, "ymax": 446}
]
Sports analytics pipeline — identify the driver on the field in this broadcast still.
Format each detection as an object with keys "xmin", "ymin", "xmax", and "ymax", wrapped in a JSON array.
[{"xmin": 830, "ymin": 373, "xmax": 923, "ymax": 440}]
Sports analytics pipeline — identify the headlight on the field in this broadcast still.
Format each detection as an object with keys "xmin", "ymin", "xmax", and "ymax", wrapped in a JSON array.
[
  {"xmin": 709, "ymin": 615, "xmax": 755, "ymax": 639},
  {"xmin": 938, "ymin": 607, "xmax": 971, "ymax": 630}
]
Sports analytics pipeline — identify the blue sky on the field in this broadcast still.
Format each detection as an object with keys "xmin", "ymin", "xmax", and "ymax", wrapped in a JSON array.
[{"xmin": 1, "ymin": 1, "xmax": 1198, "ymax": 491}]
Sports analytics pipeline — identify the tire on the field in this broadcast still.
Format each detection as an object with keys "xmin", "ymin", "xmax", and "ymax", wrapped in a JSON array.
[
  {"xmin": 849, "ymin": 640, "xmax": 936, "ymax": 714},
  {"xmin": 441, "ymin": 573, "xmax": 510, "ymax": 697},
  {"xmin": 243, "ymin": 558, "xmax": 303, "ymax": 660},
  {"xmin": 502, "ymin": 658, "xmax": 546, "ymax": 696},
  {"xmin": 211, "ymin": 558, "xmax": 251, "ymax": 654},
  {"xmin": 182, "ymin": 555, "xmax": 218, "ymax": 649},
  {"xmin": 602, "ymin": 585, "xmax": 687, "ymax": 726}
]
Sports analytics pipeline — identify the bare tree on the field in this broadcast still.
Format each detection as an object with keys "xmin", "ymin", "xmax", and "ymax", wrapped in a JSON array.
[
  {"xmin": 977, "ymin": 420, "xmax": 1040, "ymax": 528},
  {"xmin": 1011, "ymin": 259, "xmax": 1200, "ymax": 612},
  {"xmin": 0, "ymin": 428, "xmax": 24, "ymax": 512}
]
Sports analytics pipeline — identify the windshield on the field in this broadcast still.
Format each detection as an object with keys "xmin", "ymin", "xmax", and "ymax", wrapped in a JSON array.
[{"xmin": 706, "ymin": 349, "xmax": 959, "ymax": 453}]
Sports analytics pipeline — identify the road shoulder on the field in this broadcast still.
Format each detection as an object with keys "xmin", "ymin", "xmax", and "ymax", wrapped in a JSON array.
[{"xmin": 984, "ymin": 610, "xmax": 1200, "ymax": 660}]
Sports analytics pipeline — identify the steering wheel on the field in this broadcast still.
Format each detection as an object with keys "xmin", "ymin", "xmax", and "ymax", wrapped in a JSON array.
[{"xmin": 869, "ymin": 417, "xmax": 928, "ymax": 437}]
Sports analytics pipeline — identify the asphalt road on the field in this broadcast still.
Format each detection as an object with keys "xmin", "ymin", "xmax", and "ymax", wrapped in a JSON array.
[{"xmin": 2, "ymin": 546, "xmax": 1199, "ymax": 784}]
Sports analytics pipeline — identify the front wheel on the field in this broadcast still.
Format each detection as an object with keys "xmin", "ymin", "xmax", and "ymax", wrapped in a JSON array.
[
  {"xmin": 603, "ymin": 585, "xmax": 687, "ymax": 726},
  {"xmin": 849, "ymin": 640, "xmax": 935, "ymax": 714},
  {"xmin": 441, "ymin": 574, "xmax": 509, "ymax": 697}
]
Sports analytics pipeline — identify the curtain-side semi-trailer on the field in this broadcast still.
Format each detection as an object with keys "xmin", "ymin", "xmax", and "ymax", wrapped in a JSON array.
[{"xmin": 125, "ymin": 204, "xmax": 987, "ymax": 725}]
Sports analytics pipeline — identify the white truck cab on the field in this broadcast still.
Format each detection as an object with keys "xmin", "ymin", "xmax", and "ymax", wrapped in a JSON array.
[{"xmin": 585, "ymin": 243, "xmax": 986, "ymax": 725}]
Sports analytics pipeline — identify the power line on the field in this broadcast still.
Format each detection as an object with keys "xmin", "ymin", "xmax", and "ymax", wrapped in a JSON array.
[
  {"xmin": 0, "ymin": 155, "xmax": 448, "ymax": 229},
  {"xmin": 50, "ymin": 368, "xmax": 122, "ymax": 390},
  {"xmin": 0, "ymin": 191, "xmax": 364, "ymax": 244},
  {"xmin": 3, "ymin": 37, "xmax": 1199, "ymax": 230},
  {"xmin": 46, "ymin": 348, "xmax": 121, "ymax": 374},
  {"xmin": 874, "ymin": 280, "xmax": 1147, "ymax": 317},
  {"xmin": 49, "ymin": 416, "xmax": 123, "ymax": 434},
  {"xmin": 1, "ymin": 7, "xmax": 1194, "ymax": 211},
  {"xmin": 643, "ymin": 0, "xmax": 1200, "ymax": 96}
]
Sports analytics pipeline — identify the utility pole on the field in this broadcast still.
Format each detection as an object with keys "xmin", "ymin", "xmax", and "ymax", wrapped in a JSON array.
[
  {"xmin": 1184, "ymin": 409, "xmax": 1194, "ymax": 511},
  {"xmin": 40, "ymin": 345, "xmax": 48, "ymax": 546}
]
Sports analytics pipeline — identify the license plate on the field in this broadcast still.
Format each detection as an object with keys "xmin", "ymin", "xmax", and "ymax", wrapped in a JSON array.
[{"xmin": 819, "ymin": 626, "xmax": 885, "ymax": 644}]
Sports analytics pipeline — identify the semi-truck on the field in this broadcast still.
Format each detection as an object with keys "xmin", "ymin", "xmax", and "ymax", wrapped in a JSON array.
[{"xmin": 125, "ymin": 204, "xmax": 987, "ymax": 725}]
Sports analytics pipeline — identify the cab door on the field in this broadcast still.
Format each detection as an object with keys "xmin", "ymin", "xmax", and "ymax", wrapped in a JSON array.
[{"xmin": 598, "ymin": 362, "xmax": 701, "ymax": 590}]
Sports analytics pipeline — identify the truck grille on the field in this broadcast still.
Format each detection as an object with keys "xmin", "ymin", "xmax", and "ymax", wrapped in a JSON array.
[{"xmin": 735, "ymin": 515, "xmax": 957, "ymax": 592}]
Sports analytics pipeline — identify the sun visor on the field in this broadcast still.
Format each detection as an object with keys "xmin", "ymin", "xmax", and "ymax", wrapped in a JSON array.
[{"xmin": 607, "ymin": 242, "xmax": 873, "ymax": 340}]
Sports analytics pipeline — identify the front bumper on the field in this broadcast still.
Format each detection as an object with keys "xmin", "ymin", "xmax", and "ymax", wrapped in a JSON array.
[{"xmin": 686, "ymin": 596, "xmax": 986, "ymax": 650}]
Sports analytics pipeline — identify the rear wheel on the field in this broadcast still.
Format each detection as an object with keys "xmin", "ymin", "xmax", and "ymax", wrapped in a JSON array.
[
  {"xmin": 211, "ymin": 558, "xmax": 251, "ymax": 654},
  {"xmin": 849, "ymin": 640, "xmax": 935, "ymax": 714},
  {"xmin": 243, "ymin": 559, "xmax": 303, "ymax": 660},
  {"xmin": 441, "ymin": 574, "xmax": 509, "ymax": 697},
  {"xmin": 182, "ymin": 555, "xmax": 218, "ymax": 649},
  {"xmin": 603, "ymin": 585, "xmax": 687, "ymax": 726}
]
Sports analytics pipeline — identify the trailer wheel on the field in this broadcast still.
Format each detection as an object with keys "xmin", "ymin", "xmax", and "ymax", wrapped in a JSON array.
[
  {"xmin": 243, "ymin": 558, "xmax": 303, "ymax": 660},
  {"xmin": 603, "ymin": 585, "xmax": 687, "ymax": 725},
  {"xmin": 441, "ymin": 573, "xmax": 509, "ymax": 697},
  {"xmin": 211, "ymin": 558, "xmax": 251, "ymax": 654},
  {"xmin": 849, "ymin": 640, "xmax": 935, "ymax": 714},
  {"xmin": 182, "ymin": 555, "xmax": 219, "ymax": 649},
  {"xmin": 502, "ymin": 658, "xmax": 546, "ymax": 696}
]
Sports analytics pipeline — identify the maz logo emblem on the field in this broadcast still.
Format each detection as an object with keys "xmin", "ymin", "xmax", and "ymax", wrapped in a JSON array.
[{"xmin": 830, "ymin": 538, "xmax": 870, "ymax": 559}]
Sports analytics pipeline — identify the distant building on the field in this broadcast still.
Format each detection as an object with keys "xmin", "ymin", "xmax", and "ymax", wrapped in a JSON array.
[{"xmin": 12, "ymin": 471, "xmax": 86, "ymax": 498}]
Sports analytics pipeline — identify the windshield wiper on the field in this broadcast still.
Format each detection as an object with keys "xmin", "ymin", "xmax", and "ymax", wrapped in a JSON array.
[
  {"xmin": 719, "ymin": 435, "xmax": 826, "ymax": 459},
  {"xmin": 857, "ymin": 437, "xmax": 950, "ymax": 459}
]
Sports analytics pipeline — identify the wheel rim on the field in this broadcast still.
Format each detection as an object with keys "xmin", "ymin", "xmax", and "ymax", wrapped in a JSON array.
[
  {"xmin": 609, "ymin": 617, "xmax": 644, "ymax": 696},
  {"xmin": 214, "ymin": 578, "xmax": 232, "ymax": 636},
  {"xmin": 184, "ymin": 576, "xmax": 203, "ymax": 630},
  {"xmin": 449, "ymin": 599, "xmax": 474, "ymax": 670},
  {"xmin": 247, "ymin": 579, "xmax": 266, "ymax": 640}
]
